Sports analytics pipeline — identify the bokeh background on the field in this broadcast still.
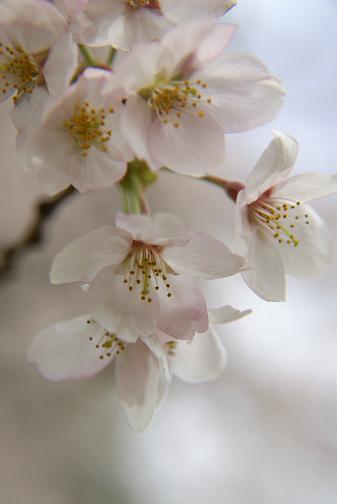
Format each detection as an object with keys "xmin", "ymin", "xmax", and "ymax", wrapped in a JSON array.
[{"xmin": 1, "ymin": 1, "xmax": 337, "ymax": 502}]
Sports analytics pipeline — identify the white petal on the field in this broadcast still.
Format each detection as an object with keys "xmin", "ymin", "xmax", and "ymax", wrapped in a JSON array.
[
  {"xmin": 116, "ymin": 212, "xmax": 187, "ymax": 245},
  {"xmin": 115, "ymin": 212, "xmax": 155, "ymax": 242},
  {"xmin": 72, "ymin": 148, "xmax": 127, "ymax": 193},
  {"xmin": 244, "ymin": 131, "xmax": 299, "ymax": 203},
  {"xmin": 26, "ymin": 128, "xmax": 75, "ymax": 195},
  {"xmin": 50, "ymin": 227, "xmax": 132, "ymax": 284},
  {"xmin": 89, "ymin": 268, "xmax": 161, "ymax": 337},
  {"xmin": 43, "ymin": 31, "xmax": 79, "ymax": 98},
  {"xmin": 193, "ymin": 53, "xmax": 285, "ymax": 134},
  {"xmin": 279, "ymin": 205, "xmax": 334, "ymax": 278},
  {"xmin": 190, "ymin": 23, "xmax": 236, "ymax": 68},
  {"xmin": 242, "ymin": 229, "xmax": 286, "ymax": 302},
  {"xmin": 108, "ymin": 8, "xmax": 172, "ymax": 49},
  {"xmin": 28, "ymin": 315, "xmax": 113, "ymax": 381},
  {"xmin": 10, "ymin": 87, "xmax": 49, "ymax": 167},
  {"xmin": 160, "ymin": 0, "xmax": 236, "ymax": 23},
  {"xmin": 159, "ymin": 18, "xmax": 220, "ymax": 76},
  {"xmin": 149, "ymin": 112, "xmax": 226, "ymax": 175},
  {"xmin": 273, "ymin": 172, "xmax": 337, "ymax": 203},
  {"xmin": 143, "ymin": 335, "xmax": 171, "ymax": 380},
  {"xmin": 115, "ymin": 339, "xmax": 168, "ymax": 432},
  {"xmin": 169, "ymin": 327, "xmax": 227, "ymax": 384},
  {"xmin": 0, "ymin": 0, "xmax": 65, "ymax": 54},
  {"xmin": 209, "ymin": 305, "xmax": 252, "ymax": 324},
  {"xmin": 163, "ymin": 232, "xmax": 245, "ymax": 279},
  {"xmin": 120, "ymin": 95, "xmax": 154, "ymax": 165}
]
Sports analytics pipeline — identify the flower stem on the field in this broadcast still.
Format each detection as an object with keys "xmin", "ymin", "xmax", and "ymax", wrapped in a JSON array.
[
  {"xmin": 201, "ymin": 176, "xmax": 245, "ymax": 202},
  {"xmin": 78, "ymin": 44, "xmax": 98, "ymax": 67}
]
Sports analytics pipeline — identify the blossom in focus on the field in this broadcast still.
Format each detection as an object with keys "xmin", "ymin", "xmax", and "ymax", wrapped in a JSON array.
[
  {"xmin": 50, "ymin": 212, "xmax": 245, "ymax": 339},
  {"xmin": 26, "ymin": 68, "xmax": 132, "ymax": 194},
  {"xmin": 234, "ymin": 131, "xmax": 337, "ymax": 301},
  {"xmin": 0, "ymin": 0, "xmax": 78, "ymax": 152},
  {"xmin": 104, "ymin": 19, "xmax": 285, "ymax": 175},
  {"xmin": 62, "ymin": 0, "xmax": 237, "ymax": 50},
  {"xmin": 27, "ymin": 304, "xmax": 250, "ymax": 431}
]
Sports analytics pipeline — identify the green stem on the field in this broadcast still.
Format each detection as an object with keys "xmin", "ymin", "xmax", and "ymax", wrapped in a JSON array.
[
  {"xmin": 78, "ymin": 44, "xmax": 98, "ymax": 67},
  {"xmin": 106, "ymin": 47, "xmax": 117, "ymax": 66}
]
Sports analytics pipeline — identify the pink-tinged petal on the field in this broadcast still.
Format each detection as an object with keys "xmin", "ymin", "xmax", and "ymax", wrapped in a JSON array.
[
  {"xmin": 169, "ymin": 327, "xmax": 227, "ymax": 384},
  {"xmin": 208, "ymin": 305, "xmax": 252, "ymax": 325},
  {"xmin": 149, "ymin": 112, "xmax": 226, "ymax": 176},
  {"xmin": 279, "ymin": 205, "xmax": 334, "ymax": 278},
  {"xmin": 28, "ymin": 315, "xmax": 112, "ymax": 381},
  {"xmin": 242, "ymin": 229, "xmax": 286, "ymax": 302},
  {"xmin": 163, "ymin": 232, "xmax": 245, "ymax": 279},
  {"xmin": 115, "ymin": 212, "xmax": 188, "ymax": 245},
  {"xmin": 50, "ymin": 227, "xmax": 132, "ymax": 284},
  {"xmin": 193, "ymin": 53, "xmax": 285, "ymax": 134},
  {"xmin": 273, "ymin": 172, "xmax": 337, "ymax": 203},
  {"xmin": 160, "ymin": 0, "xmax": 236, "ymax": 23},
  {"xmin": 244, "ymin": 131, "xmax": 299, "ymax": 203},
  {"xmin": 120, "ymin": 95, "xmax": 154, "ymax": 165},
  {"xmin": 157, "ymin": 275, "xmax": 208, "ymax": 338},
  {"xmin": 188, "ymin": 24, "xmax": 237, "ymax": 69},
  {"xmin": 115, "ymin": 339, "xmax": 168, "ymax": 432}
]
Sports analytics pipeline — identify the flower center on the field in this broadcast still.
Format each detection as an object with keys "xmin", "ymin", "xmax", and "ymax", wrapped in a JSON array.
[
  {"xmin": 0, "ymin": 42, "xmax": 47, "ymax": 104},
  {"xmin": 64, "ymin": 102, "xmax": 114, "ymax": 157},
  {"xmin": 86, "ymin": 319, "xmax": 126, "ymax": 360},
  {"xmin": 139, "ymin": 77, "xmax": 212, "ymax": 128},
  {"xmin": 165, "ymin": 340, "xmax": 177, "ymax": 356},
  {"xmin": 249, "ymin": 197, "xmax": 311, "ymax": 247},
  {"xmin": 126, "ymin": 0, "xmax": 160, "ymax": 10},
  {"xmin": 122, "ymin": 244, "xmax": 173, "ymax": 302}
]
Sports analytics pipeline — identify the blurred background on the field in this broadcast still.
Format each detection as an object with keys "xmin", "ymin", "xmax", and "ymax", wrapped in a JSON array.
[{"xmin": 1, "ymin": 0, "xmax": 337, "ymax": 502}]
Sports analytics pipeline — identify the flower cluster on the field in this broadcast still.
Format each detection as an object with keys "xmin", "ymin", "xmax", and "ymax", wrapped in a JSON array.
[{"xmin": 2, "ymin": 0, "xmax": 336, "ymax": 432}]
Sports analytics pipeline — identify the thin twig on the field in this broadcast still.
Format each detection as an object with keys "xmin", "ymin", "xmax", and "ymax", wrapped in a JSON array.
[{"xmin": 0, "ymin": 186, "xmax": 76, "ymax": 279}]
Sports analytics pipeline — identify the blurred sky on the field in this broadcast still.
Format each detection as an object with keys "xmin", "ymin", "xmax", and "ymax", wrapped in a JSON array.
[{"xmin": 1, "ymin": 1, "xmax": 337, "ymax": 503}]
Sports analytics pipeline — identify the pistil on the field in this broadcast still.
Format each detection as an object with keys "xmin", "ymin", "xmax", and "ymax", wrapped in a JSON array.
[
  {"xmin": 123, "ymin": 244, "xmax": 173, "ymax": 302},
  {"xmin": 64, "ymin": 102, "xmax": 114, "ymax": 157}
]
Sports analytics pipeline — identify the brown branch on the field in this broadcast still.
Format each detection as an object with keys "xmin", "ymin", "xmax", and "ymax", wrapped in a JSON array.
[
  {"xmin": 202, "ymin": 175, "xmax": 245, "ymax": 202},
  {"xmin": 0, "ymin": 186, "xmax": 76, "ymax": 279}
]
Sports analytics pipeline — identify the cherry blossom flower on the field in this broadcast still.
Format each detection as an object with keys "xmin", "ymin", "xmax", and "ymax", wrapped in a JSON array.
[
  {"xmin": 61, "ymin": 0, "xmax": 237, "ymax": 50},
  {"xmin": 50, "ymin": 212, "xmax": 245, "ymax": 339},
  {"xmin": 28, "ymin": 314, "xmax": 170, "ymax": 432},
  {"xmin": 27, "ymin": 304, "xmax": 250, "ymax": 431},
  {"xmin": 0, "ymin": 0, "xmax": 78, "ymax": 154},
  {"xmin": 234, "ymin": 131, "xmax": 337, "ymax": 301},
  {"xmin": 104, "ymin": 19, "xmax": 285, "ymax": 175},
  {"xmin": 26, "ymin": 68, "xmax": 132, "ymax": 194}
]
